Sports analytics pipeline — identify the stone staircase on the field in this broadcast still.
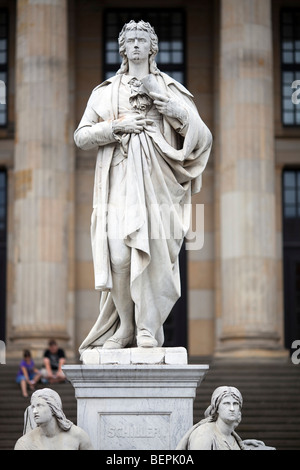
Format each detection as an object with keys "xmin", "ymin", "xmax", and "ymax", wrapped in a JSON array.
[{"xmin": 0, "ymin": 356, "xmax": 299, "ymax": 450}]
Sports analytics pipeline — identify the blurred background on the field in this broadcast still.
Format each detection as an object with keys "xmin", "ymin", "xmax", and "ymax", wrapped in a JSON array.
[{"xmin": 0, "ymin": 0, "xmax": 299, "ymax": 359}]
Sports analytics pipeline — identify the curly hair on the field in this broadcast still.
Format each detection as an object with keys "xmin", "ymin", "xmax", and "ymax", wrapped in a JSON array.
[{"xmin": 117, "ymin": 20, "xmax": 159, "ymax": 75}]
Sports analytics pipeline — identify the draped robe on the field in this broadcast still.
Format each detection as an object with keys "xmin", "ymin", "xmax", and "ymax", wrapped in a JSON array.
[
  {"xmin": 176, "ymin": 420, "xmax": 244, "ymax": 450},
  {"xmin": 74, "ymin": 72, "xmax": 212, "ymax": 355}
]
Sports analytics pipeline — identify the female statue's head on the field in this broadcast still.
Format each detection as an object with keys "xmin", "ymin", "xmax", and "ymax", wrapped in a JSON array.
[
  {"xmin": 30, "ymin": 388, "xmax": 72, "ymax": 431},
  {"xmin": 204, "ymin": 386, "xmax": 243, "ymax": 424},
  {"xmin": 117, "ymin": 20, "xmax": 159, "ymax": 75}
]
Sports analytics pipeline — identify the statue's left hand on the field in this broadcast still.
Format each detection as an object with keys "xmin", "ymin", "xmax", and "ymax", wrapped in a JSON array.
[
  {"xmin": 243, "ymin": 439, "xmax": 276, "ymax": 450},
  {"xmin": 150, "ymin": 92, "xmax": 187, "ymax": 123}
]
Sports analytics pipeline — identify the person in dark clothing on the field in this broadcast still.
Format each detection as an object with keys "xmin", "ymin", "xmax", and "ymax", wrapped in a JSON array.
[{"xmin": 41, "ymin": 340, "xmax": 66, "ymax": 384}]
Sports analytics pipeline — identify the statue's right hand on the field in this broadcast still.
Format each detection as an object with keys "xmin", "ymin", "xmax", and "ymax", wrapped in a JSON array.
[{"xmin": 112, "ymin": 115, "xmax": 146, "ymax": 135}]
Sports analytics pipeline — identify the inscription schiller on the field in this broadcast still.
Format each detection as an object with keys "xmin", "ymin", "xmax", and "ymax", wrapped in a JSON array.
[
  {"xmin": 107, "ymin": 424, "xmax": 162, "ymax": 439},
  {"xmin": 99, "ymin": 413, "xmax": 170, "ymax": 450}
]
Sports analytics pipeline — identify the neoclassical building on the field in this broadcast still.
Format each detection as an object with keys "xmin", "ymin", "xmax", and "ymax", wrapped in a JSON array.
[{"xmin": 0, "ymin": 0, "xmax": 299, "ymax": 359}]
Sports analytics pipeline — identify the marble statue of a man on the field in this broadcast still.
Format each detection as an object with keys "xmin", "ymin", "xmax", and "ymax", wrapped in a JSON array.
[
  {"xmin": 74, "ymin": 20, "xmax": 212, "ymax": 353},
  {"xmin": 176, "ymin": 386, "xmax": 276, "ymax": 450},
  {"xmin": 14, "ymin": 388, "xmax": 93, "ymax": 450}
]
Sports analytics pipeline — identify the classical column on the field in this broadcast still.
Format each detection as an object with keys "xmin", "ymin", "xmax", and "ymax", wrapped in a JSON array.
[
  {"xmin": 216, "ymin": 0, "xmax": 283, "ymax": 354},
  {"xmin": 11, "ymin": 0, "xmax": 74, "ymax": 354}
]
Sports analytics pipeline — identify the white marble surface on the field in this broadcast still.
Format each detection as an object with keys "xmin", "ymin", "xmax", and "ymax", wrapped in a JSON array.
[
  {"xmin": 14, "ymin": 388, "xmax": 94, "ymax": 450},
  {"xmin": 74, "ymin": 20, "xmax": 212, "ymax": 356},
  {"xmin": 81, "ymin": 346, "xmax": 188, "ymax": 365},
  {"xmin": 63, "ymin": 362, "xmax": 208, "ymax": 450}
]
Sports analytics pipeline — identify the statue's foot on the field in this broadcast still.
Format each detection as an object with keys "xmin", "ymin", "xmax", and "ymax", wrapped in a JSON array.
[
  {"xmin": 137, "ymin": 329, "xmax": 158, "ymax": 348},
  {"xmin": 102, "ymin": 333, "xmax": 134, "ymax": 349}
]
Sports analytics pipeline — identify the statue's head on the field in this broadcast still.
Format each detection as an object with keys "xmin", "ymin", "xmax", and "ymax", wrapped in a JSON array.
[
  {"xmin": 204, "ymin": 386, "xmax": 243, "ymax": 425},
  {"xmin": 30, "ymin": 388, "xmax": 72, "ymax": 431},
  {"xmin": 117, "ymin": 20, "xmax": 159, "ymax": 75}
]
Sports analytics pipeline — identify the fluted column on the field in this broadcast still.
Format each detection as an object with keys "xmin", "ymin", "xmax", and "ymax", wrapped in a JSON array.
[
  {"xmin": 11, "ymin": 0, "xmax": 74, "ymax": 352},
  {"xmin": 216, "ymin": 0, "xmax": 282, "ymax": 353}
]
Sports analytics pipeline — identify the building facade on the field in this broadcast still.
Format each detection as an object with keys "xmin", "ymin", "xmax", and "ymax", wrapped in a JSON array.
[{"xmin": 0, "ymin": 0, "xmax": 299, "ymax": 359}]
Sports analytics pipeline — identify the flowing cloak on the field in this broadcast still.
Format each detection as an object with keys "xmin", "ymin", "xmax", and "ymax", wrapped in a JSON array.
[
  {"xmin": 74, "ymin": 72, "xmax": 212, "ymax": 355},
  {"xmin": 175, "ymin": 420, "xmax": 244, "ymax": 450}
]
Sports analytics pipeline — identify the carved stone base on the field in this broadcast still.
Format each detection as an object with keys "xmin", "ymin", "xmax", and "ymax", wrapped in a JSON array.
[
  {"xmin": 81, "ymin": 346, "xmax": 188, "ymax": 365},
  {"xmin": 63, "ymin": 350, "xmax": 208, "ymax": 450}
]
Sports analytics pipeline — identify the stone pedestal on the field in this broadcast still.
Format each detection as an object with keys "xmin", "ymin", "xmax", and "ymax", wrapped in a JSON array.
[{"xmin": 63, "ymin": 348, "xmax": 208, "ymax": 450}]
